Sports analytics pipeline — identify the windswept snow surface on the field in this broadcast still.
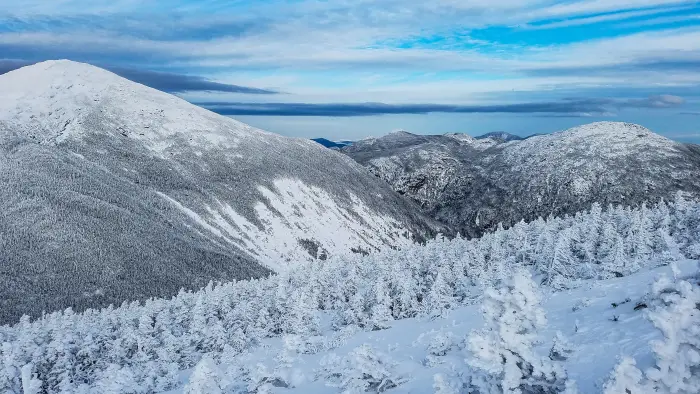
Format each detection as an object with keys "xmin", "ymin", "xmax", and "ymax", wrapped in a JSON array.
[{"xmin": 172, "ymin": 260, "xmax": 699, "ymax": 394}]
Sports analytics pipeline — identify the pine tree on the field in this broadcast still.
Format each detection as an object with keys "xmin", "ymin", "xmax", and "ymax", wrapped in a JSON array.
[
  {"xmin": 184, "ymin": 355, "xmax": 223, "ymax": 394},
  {"xmin": 604, "ymin": 234, "xmax": 627, "ymax": 278},
  {"xmin": 645, "ymin": 278, "xmax": 700, "ymax": 393},
  {"xmin": 603, "ymin": 357, "xmax": 648, "ymax": 394},
  {"xmin": 20, "ymin": 364, "xmax": 41, "ymax": 394},
  {"xmin": 423, "ymin": 268, "xmax": 455, "ymax": 319},
  {"xmin": 369, "ymin": 279, "xmax": 394, "ymax": 330},
  {"xmin": 467, "ymin": 270, "xmax": 570, "ymax": 393},
  {"xmin": 546, "ymin": 230, "xmax": 576, "ymax": 290}
]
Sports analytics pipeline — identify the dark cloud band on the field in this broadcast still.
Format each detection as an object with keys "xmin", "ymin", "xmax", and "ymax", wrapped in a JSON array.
[{"xmin": 196, "ymin": 95, "xmax": 685, "ymax": 117}]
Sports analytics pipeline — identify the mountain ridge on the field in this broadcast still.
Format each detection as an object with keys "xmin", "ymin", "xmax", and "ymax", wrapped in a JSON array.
[{"xmin": 342, "ymin": 121, "xmax": 700, "ymax": 237}]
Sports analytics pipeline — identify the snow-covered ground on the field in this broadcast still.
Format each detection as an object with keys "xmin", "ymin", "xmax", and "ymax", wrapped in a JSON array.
[
  {"xmin": 171, "ymin": 260, "xmax": 698, "ymax": 394},
  {"xmin": 3, "ymin": 199, "xmax": 698, "ymax": 393}
]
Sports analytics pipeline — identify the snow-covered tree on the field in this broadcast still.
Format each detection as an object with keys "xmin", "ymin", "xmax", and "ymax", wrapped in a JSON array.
[
  {"xmin": 93, "ymin": 364, "xmax": 138, "ymax": 394},
  {"xmin": 644, "ymin": 277, "xmax": 700, "ymax": 393},
  {"xmin": 433, "ymin": 373, "xmax": 464, "ymax": 394},
  {"xmin": 546, "ymin": 230, "xmax": 577, "ymax": 290},
  {"xmin": 20, "ymin": 364, "xmax": 41, "ymax": 394},
  {"xmin": 603, "ymin": 357, "xmax": 648, "ymax": 394},
  {"xmin": 548, "ymin": 332, "xmax": 574, "ymax": 362},
  {"xmin": 369, "ymin": 279, "xmax": 394, "ymax": 330},
  {"xmin": 467, "ymin": 270, "xmax": 570, "ymax": 393},
  {"xmin": 320, "ymin": 344, "xmax": 404, "ymax": 393},
  {"xmin": 184, "ymin": 355, "xmax": 223, "ymax": 394},
  {"xmin": 423, "ymin": 267, "xmax": 455, "ymax": 319}
]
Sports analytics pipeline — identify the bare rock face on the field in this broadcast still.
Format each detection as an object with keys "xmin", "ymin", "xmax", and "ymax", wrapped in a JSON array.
[
  {"xmin": 0, "ymin": 60, "xmax": 439, "ymax": 324},
  {"xmin": 342, "ymin": 122, "xmax": 700, "ymax": 238}
]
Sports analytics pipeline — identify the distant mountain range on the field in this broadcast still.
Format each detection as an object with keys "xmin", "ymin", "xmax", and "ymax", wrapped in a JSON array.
[
  {"xmin": 0, "ymin": 61, "xmax": 439, "ymax": 324},
  {"xmin": 342, "ymin": 122, "xmax": 700, "ymax": 237},
  {"xmin": 312, "ymin": 131, "xmax": 524, "ymax": 150}
]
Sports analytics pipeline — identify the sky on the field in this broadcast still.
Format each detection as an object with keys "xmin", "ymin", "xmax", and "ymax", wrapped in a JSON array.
[{"xmin": 1, "ymin": 0, "xmax": 699, "ymax": 141}]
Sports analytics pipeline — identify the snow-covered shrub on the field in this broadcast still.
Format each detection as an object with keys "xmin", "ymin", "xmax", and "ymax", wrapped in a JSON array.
[
  {"xmin": 467, "ymin": 270, "xmax": 571, "ymax": 393},
  {"xmin": 319, "ymin": 344, "xmax": 405, "ymax": 393},
  {"xmin": 433, "ymin": 372, "xmax": 465, "ymax": 394},
  {"xmin": 644, "ymin": 276, "xmax": 700, "ymax": 393},
  {"xmin": 428, "ymin": 332, "xmax": 457, "ymax": 357},
  {"xmin": 603, "ymin": 357, "xmax": 648, "ymax": 394},
  {"xmin": 549, "ymin": 332, "xmax": 574, "ymax": 362}
]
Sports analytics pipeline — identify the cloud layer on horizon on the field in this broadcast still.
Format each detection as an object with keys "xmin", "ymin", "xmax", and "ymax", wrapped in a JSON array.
[{"xmin": 196, "ymin": 95, "xmax": 686, "ymax": 117}]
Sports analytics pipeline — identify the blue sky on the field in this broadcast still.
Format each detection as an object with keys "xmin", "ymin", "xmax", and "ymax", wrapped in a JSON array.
[{"xmin": 1, "ymin": 0, "xmax": 699, "ymax": 141}]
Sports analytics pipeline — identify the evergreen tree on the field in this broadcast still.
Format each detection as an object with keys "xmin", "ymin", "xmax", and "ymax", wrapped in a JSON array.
[
  {"xmin": 603, "ymin": 357, "xmax": 648, "ymax": 394},
  {"xmin": 467, "ymin": 270, "xmax": 570, "ymax": 393},
  {"xmin": 369, "ymin": 279, "xmax": 394, "ymax": 330},
  {"xmin": 645, "ymin": 278, "xmax": 700, "ymax": 393},
  {"xmin": 184, "ymin": 355, "xmax": 223, "ymax": 394}
]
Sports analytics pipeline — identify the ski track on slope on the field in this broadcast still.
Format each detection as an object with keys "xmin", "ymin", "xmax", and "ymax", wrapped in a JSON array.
[{"xmin": 170, "ymin": 260, "xmax": 699, "ymax": 394}]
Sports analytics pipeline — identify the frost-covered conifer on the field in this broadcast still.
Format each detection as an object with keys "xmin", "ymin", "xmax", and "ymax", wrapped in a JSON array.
[
  {"xmin": 369, "ymin": 279, "xmax": 394, "ymax": 330},
  {"xmin": 20, "ymin": 364, "xmax": 41, "ymax": 394},
  {"xmin": 184, "ymin": 355, "xmax": 223, "ymax": 394},
  {"xmin": 644, "ymin": 277, "xmax": 700, "ymax": 393},
  {"xmin": 433, "ymin": 373, "xmax": 463, "ymax": 394},
  {"xmin": 423, "ymin": 268, "xmax": 455, "ymax": 319},
  {"xmin": 467, "ymin": 270, "xmax": 570, "ymax": 393},
  {"xmin": 603, "ymin": 357, "xmax": 648, "ymax": 394},
  {"xmin": 546, "ymin": 230, "xmax": 577, "ymax": 290}
]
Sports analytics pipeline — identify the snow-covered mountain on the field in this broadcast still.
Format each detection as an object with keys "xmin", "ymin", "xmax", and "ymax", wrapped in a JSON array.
[
  {"xmin": 342, "ymin": 122, "xmax": 700, "ymax": 237},
  {"xmin": 0, "ymin": 60, "xmax": 438, "ymax": 324},
  {"xmin": 475, "ymin": 131, "xmax": 524, "ymax": 142}
]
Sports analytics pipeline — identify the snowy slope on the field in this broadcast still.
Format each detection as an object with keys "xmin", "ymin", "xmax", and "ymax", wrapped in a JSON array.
[
  {"xmin": 173, "ymin": 260, "xmax": 699, "ymax": 394},
  {"xmin": 0, "ymin": 60, "xmax": 437, "ymax": 323},
  {"xmin": 343, "ymin": 122, "xmax": 700, "ymax": 237}
]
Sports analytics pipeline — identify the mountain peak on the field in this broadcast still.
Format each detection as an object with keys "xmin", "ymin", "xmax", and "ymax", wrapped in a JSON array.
[
  {"xmin": 475, "ymin": 131, "xmax": 523, "ymax": 142},
  {"xmin": 387, "ymin": 129, "xmax": 415, "ymax": 136},
  {"xmin": 563, "ymin": 121, "xmax": 652, "ymax": 136},
  {"xmin": 444, "ymin": 132, "xmax": 476, "ymax": 143},
  {"xmin": 0, "ymin": 60, "xmax": 264, "ymax": 151},
  {"xmin": 555, "ymin": 122, "xmax": 665, "ymax": 145}
]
